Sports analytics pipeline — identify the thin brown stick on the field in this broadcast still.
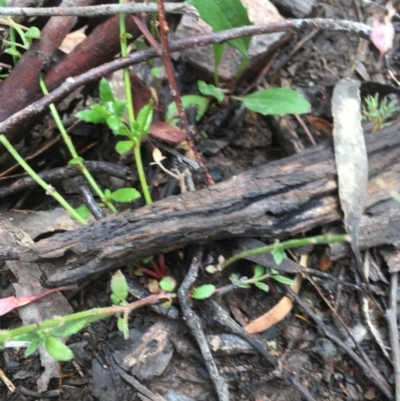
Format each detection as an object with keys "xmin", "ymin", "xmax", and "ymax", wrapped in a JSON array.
[
  {"xmin": 156, "ymin": 0, "xmax": 214, "ymax": 184},
  {"xmin": 0, "ymin": 3, "xmax": 198, "ymax": 17},
  {"xmin": 0, "ymin": 19, "xmax": 371, "ymax": 141}
]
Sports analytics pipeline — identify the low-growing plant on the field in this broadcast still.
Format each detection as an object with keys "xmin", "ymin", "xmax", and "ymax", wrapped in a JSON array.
[
  {"xmin": 362, "ymin": 93, "xmax": 399, "ymax": 131},
  {"xmin": 0, "ymin": 234, "xmax": 348, "ymax": 361}
]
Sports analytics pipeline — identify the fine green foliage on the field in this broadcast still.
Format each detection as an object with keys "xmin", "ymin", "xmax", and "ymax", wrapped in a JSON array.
[
  {"xmin": 235, "ymin": 88, "xmax": 311, "ymax": 116},
  {"xmin": 362, "ymin": 93, "xmax": 399, "ymax": 130}
]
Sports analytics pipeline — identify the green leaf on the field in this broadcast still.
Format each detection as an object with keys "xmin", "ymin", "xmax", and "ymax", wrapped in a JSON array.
[
  {"xmin": 166, "ymin": 95, "xmax": 210, "ymax": 125},
  {"xmin": 110, "ymin": 188, "xmax": 141, "ymax": 203},
  {"xmin": 272, "ymin": 275, "xmax": 296, "ymax": 286},
  {"xmin": 236, "ymin": 88, "xmax": 311, "ymax": 116},
  {"xmin": 150, "ymin": 67, "xmax": 163, "ymax": 78},
  {"xmin": 254, "ymin": 282, "xmax": 270, "ymax": 293},
  {"xmin": 110, "ymin": 270, "xmax": 129, "ymax": 304},
  {"xmin": 24, "ymin": 26, "xmax": 41, "ymax": 39},
  {"xmin": 68, "ymin": 156, "xmax": 84, "ymax": 166},
  {"xmin": 159, "ymin": 276, "xmax": 176, "ymax": 292},
  {"xmin": 113, "ymin": 99, "xmax": 127, "ymax": 117},
  {"xmin": 50, "ymin": 319, "xmax": 87, "ymax": 338},
  {"xmin": 99, "ymin": 77, "xmax": 115, "ymax": 103},
  {"xmin": 70, "ymin": 204, "xmax": 91, "ymax": 221},
  {"xmin": 110, "ymin": 293, "xmax": 120, "ymax": 305},
  {"xmin": 253, "ymin": 265, "xmax": 265, "ymax": 279},
  {"xmin": 4, "ymin": 48, "xmax": 21, "ymax": 58},
  {"xmin": 0, "ymin": 0, "xmax": 6, "ymax": 6},
  {"xmin": 25, "ymin": 340, "xmax": 40, "ymax": 357},
  {"xmin": 135, "ymin": 40, "xmax": 147, "ymax": 51},
  {"xmin": 115, "ymin": 140, "xmax": 134, "ymax": 154},
  {"xmin": 45, "ymin": 336, "xmax": 74, "ymax": 361},
  {"xmin": 189, "ymin": 0, "xmax": 252, "ymax": 57},
  {"xmin": 137, "ymin": 100, "xmax": 154, "ymax": 135},
  {"xmin": 271, "ymin": 246, "xmax": 286, "ymax": 265},
  {"xmin": 213, "ymin": 44, "xmax": 225, "ymax": 85},
  {"xmin": 117, "ymin": 316, "xmax": 129, "ymax": 338},
  {"xmin": 106, "ymin": 115, "xmax": 122, "ymax": 133},
  {"xmin": 192, "ymin": 284, "xmax": 215, "ymax": 299},
  {"xmin": 75, "ymin": 204, "xmax": 92, "ymax": 219},
  {"xmin": 198, "ymin": 80, "xmax": 225, "ymax": 104},
  {"xmin": 14, "ymin": 333, "xmax": 39, "ymax": 342},
  {"xmin": 76, "ymin": 109, "xmax": 108, "ymax": 124}
]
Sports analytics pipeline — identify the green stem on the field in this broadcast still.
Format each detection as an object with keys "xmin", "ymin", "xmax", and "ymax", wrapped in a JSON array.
[
  {"xmin": 0, "ymin": 135, "xmax": 87, "ymax": 224},
  {"xmin": 39, "ymin": 78, "xmax": 117, "ymax": 213},
  {"xmin": 119, "ymin": 2, "xmax": 152, "ymax": 205},
  {"xmin": 222, "ymin": 234, "xmax": 350, "ymax": 270},
  {"xmin": 0, "ymin": 293, "xmax": 167, "ymax": 345},
  {"xmin": 134, "ymin": 141, "xmax": 152, "ymax": 204}
]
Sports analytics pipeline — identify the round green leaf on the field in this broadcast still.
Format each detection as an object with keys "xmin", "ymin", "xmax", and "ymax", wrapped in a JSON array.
[
  {"xmin": 110, "ymin": 188, "xmax": 141, "ymax": 203},
  {"xmin": 68, "ymin": 156, "xmax": 84, "ymax": 166},
  {"xmin": 192, "ymin": 284, "xmax": 216, "ymax": 300},
  {"xmin": 72, "ymin": 204, "xmax": 92, "ymax": 220},
  {"xmin": 159, "ymin": 276, "xmax": 176, "ymax": 292},
  {"xmin": 237, "ymin": 88, "xmax": 311, "ymax": 116},
  {"xmin": 115, "ymin": 140, "xmax": 134, "ymax": 155},
  {"xmin": 45, "ymin": 336, "xmax": 74, "ymax": 361},
  {"xmin": 24, "ymin": 27, "xmax": 41, "ymax": 39}
]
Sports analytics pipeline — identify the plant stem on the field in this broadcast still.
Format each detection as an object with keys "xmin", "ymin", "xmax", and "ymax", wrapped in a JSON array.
[
  {"xmin": 222, "ymin": 234, "xmax": 350, "ymax": 269},
  {"xmin": 0, "ymin": 135, "xmax": 87, "ymax": 224},
  {"xmin": 134, "ymin": 142, "xmax": 152, "ymax": 204},
  {"xmin": 0, "ymin": 293, "xmax": 168, "ymax": 345},
  {"xmin": 119, "ymin": 1, "xmax": 152, "ymax": 204},
  {"xmin": 39, "ymin": 77, "xmax": 116, "ymax": 213}
]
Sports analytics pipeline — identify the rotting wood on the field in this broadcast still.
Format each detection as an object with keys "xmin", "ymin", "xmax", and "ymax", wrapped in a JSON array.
[{"xmin": 6, "ymin": 123, "xmax": 400, "ymax": 286}]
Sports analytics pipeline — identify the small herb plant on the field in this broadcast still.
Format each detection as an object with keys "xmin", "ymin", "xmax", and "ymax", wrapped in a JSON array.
[
  {"xmin": 0, "ymin": 234, "xmax": 348, "ymax": 361},
  {"xmin": 362, "ymin": 93, "xmax": 399, "ymax": 131}
]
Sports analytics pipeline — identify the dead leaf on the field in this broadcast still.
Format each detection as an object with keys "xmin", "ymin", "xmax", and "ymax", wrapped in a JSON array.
[
  {"xmin": 305, "ymin": 116, "xmax": 333, "ymax": 136},
  {"xmin": 0, "ymin": 286, "xmax": 73, "ymax": 316},
  {"xmin": 332, "ymin": 79, "xmax": 368, "ymax": 267},
  {"xmin": 318, "ymin": 253, "xmax": 332, "ymax": 272},
  {"xmin": 129, "ymin": 73, "xmax": 152, "ymax": 117},
  {"xmin": 149, "ymin": 121, "xmax": 186, "ymax": 144},
  {"xmin": 59, "ymin": 27, "xmax": 87, "ymax": 54}
]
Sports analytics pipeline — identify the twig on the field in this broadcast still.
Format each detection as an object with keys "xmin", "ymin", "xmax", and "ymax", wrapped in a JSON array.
[
  {"xmin": 205, "ymin": 298, "xmax": 317, "ymax": 401},
  {"xmin": 0, "ymin": 18, "xmax": 371, "ymax": 143},
  {"xmin": 77, "ymin": 181, "xmax": 105, "ymax": 220},
  {"xmin": 156, "ymin": 0, "xmax": 213, "ymax": 184},
  {"xmin": 386, "ymin": 272, "xmax": 400, "ymax": 401},
  {"xmin": 0, "ymin": 3, "xmax": 198, "ymax": 17},
  {"xmin": 284, "ymin": 285, "xmax": 394, "ymax": 400},
  {"xmin": 0, "ymin": 161, "xmax": 135, "ymax": 199},
  {"xmin": 177, "ymin": 248, "xmax": 229, "ymax": 401}
]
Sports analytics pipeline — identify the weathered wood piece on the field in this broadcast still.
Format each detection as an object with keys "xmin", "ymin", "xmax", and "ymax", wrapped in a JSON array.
[{"xmin": 17, "ymin": 124, "xmax": 400, "ymax": 285}]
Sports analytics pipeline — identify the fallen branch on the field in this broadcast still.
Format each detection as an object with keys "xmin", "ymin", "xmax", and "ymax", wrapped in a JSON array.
[{"xmin": 8, "ymin": 123, "xmax": 400, "ymax": 285}]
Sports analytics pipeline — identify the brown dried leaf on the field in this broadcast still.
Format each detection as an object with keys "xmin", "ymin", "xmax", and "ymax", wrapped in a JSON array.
[{"xmin": 149, "ymin": 121, "xmax": 186, "ymax": 144}]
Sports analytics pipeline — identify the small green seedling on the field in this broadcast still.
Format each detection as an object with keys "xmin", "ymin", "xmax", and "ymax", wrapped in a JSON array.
[{"xmin": 362, "ymin": 93, "xmax": 399, "ymax": 131}]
